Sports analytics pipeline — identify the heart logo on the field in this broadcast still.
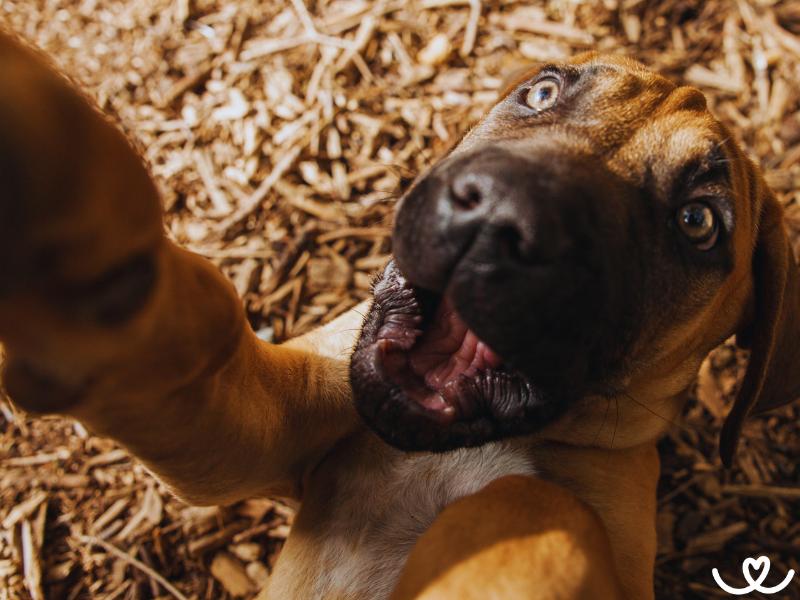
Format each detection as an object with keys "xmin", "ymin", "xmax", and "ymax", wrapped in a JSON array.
[
  {"xmin": 743, "ymin": 556, "xmax": 769, "ymax": 586},
  {"xmin": 713, "ymin": 556, "xmax": 795, "ymax": 596}
]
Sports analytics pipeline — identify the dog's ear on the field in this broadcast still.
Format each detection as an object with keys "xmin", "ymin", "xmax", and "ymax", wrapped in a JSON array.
[{"xmin": 720, "ymin": 185, "xmax": 800, "ymax": 466}]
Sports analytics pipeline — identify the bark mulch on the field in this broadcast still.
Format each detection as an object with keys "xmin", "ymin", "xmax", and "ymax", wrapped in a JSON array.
[{"xmin": 1, "ymin": 1, "xmax": 799, "ymax": 598}]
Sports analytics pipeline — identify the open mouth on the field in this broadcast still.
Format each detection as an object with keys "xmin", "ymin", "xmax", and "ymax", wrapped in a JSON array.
[{"xmin": 350, "ymin": 261, "xmax": 562, "ymax": 452}]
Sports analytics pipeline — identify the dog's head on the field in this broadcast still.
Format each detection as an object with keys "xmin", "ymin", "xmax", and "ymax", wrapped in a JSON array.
[{"xmin": 350, "ymin": 54, "xmax": 799, "ymax": 462}]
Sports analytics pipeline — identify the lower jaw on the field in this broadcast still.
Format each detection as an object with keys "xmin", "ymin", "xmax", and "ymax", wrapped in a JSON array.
[{"xmin": 353, "ymin": 377, "xmax": 564, "ymax": 453}]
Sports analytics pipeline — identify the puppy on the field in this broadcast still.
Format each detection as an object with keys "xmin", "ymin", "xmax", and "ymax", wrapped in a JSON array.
[{"xmin": 1, "ymin": 35, "xmax": 797, "ymax": 600}]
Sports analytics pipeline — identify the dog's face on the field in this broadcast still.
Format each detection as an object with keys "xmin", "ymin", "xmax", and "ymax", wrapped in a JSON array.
[{"xmin": 351, "ymin": 54, "xmax": 799, "ymax": 457}]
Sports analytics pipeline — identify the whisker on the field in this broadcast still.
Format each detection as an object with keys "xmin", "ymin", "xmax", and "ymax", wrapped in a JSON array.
[
  {"xmin": 374, "ymin": 211, "xmax": 397, "ymax": 227},
  {"xmin": 371, "ymin": 160, "xmax": 418, "ymax": 179},
  {"xmin": 611, "ymin": 397, "xmax": 619, "ymax": 450},
  {"xmin": 362, "ymin": 193, "xmax": 404, "ymax": 209},
  {"xmin": 713, "ymin": 136, "xmax": 731, "ymax": 150},
  {"xmin": 617, "ymin": 389, "xmax": 694, "ymax": 435},
  {"xmin": 592, "ymin": 396, "xmax": 613, "ymax": 446}
]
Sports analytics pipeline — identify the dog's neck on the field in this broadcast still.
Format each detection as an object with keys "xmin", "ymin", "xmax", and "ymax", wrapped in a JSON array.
[{"xmin": 537, "ymin": 343, "xmax": 703, "ymax": 450}]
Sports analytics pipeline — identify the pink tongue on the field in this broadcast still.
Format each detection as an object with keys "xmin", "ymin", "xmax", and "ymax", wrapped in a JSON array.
[{"xmin": 409, "ymin": 298, "xmax": 502, "ymax": 391}]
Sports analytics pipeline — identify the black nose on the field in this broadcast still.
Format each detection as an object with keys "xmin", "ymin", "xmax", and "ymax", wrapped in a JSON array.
[
  {"xmin": 391, "ymin": 143, "xmax": 637, "ymax": 388},
  {"xmin": 395, "ymin": 147, "xmax": 589, "ymax": 291},
  {"xmin": 447, "ymin": 165, "xmax": 571, "ymax": 266}
]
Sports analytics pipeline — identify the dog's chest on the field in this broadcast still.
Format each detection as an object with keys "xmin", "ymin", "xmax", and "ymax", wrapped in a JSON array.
[{"xmin": 291, "ymin": 437, "xmax": 536, "ymax": 600}]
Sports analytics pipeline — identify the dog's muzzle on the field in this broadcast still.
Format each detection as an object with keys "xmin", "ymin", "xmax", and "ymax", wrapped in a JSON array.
[{"xmin": 351, "ymin": 144, "xmax": 642, "ymax": 451}]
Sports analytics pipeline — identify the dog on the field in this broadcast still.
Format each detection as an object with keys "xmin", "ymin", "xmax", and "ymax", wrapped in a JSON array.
[{"xmin": 1, "ymin": 32, "xmax": 798, "ymax": 600}]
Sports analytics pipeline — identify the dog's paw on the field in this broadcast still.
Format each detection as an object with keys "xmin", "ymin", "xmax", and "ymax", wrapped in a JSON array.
[
  {"xmin": 0, "ymin": 34, "xmax": 168, "ymax": 416},
  {"xmin": 0, "ymin": 34, "xmax": 163, "ymax": 323}
]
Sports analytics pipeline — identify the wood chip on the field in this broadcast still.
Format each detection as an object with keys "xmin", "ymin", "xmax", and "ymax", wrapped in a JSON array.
[
  {"xmin": 188, "ymin": 522, "xmax": 249, "ymax": 557},
  {"xmin": 210, "ymin": 552, "xmax": 255, "ymax": 597},
  {"xmin": 1, "ymin": 1, "xmax": 798, "ymax": 598},
  {"xmin": 21, "ymin": 520, "xmax": 44, "ymax": 600},
  {"xmin": 2, "ymin": 492, "xmax": 47, "ymax": 530}
]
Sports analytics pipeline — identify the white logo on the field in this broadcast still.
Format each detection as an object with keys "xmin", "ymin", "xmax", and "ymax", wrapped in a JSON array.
[{"xmin": 712, "ymin": 556, "xmax": 795, "ymax": 595}]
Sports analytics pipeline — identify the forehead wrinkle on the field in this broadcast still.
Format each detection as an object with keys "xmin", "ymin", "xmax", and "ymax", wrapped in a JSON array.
[
  {"xmin": 664, "ymin": 125, "xmax": 714, "ymax": 159},
  {"xmin": 533, "ymin": 60, "xmax": 673, "ymax": 160},
  {"xmin": 607, "ymin": 114, "xmax": 715, "ymax": 189},
  {"xmin": 579, "ymin": 66, "xmax": 645, "ymax": 105},
  {"xmin": 470, "ymin": 57, "xmax": 719, "ymax": 180},
  {"xmin": 656, "ymin": 85, "xmax": 708, "ymax": 114},
  {"xmin": 573, "ymin": 52, "xmax": 651, "ymax": 73},
  {"xmin": 569, "ymin": 81, "xmax": 675, "ymax": 158},
  {"xmin": 577, "ymin": 61, "xmax": 674, "ymax": 103}
]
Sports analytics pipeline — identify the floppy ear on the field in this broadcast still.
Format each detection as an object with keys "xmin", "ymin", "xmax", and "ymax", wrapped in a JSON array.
[{"xmin": 720, "ymin": 188, "xmax": 800, "ymax": 466}]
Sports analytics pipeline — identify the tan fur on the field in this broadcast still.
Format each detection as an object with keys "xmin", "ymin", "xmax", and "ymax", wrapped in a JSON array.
[
  {"xmin": 267, "ymin": 435, "xmax": 537, "ymax": 599},
  {"xmin": 391, "ymin": 476, "xmax": 625, "ymax": 600},
  {"xmin": 1, "ymin": 36, "xmax": 794, "ymax": 600}
]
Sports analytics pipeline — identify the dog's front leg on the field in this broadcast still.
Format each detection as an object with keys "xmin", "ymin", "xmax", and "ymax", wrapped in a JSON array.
[
  {"xmin": 0, "ymin": 33, "xmax": 361, "ymax": 505},
  {"xmin": 391, "ymin": 475, "xmax": 625, "ymax": 600}
]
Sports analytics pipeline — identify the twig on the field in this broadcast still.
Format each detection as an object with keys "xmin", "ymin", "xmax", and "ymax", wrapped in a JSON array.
[
  {"xmin": 240, "ymin": 0, "xmax": 354, "ymax": 62},
  {"xmin": 289, "ymin": 0, "xmax": 319, "ymax": 37},
  {"xmin": 21, "ymin": 520, "xmax": 43, "ymax": 600},
  {"xmin": 2, "ymin": 491, "xmax": 47, "ymax": 529},
  {"xmin": 186, "ymin": 247, "xmax": 275, "ymax": 259},
  {"xmin": 212, "ymin": 144, "xmax": 303, "ymax": 235},
  {"xmin": 316, "ymin": 227, "xmax": 391, "ymax": 243},
  {"xmin": 4, "ymin": 450, "xmax": 69, "ymax": 467},
  {"xmin": 461, "ymin": 0, "xmax": 481, "ymax": 57},
  {"xmin": 78, "ymin": 534, "xmax": 189, "ymax": 600},
  {"xmin": 261, "ymin": 223, "xmax": 318, "ymax": 294},
  {"xmin": 194, "ymin": 149, "xmax": 233, "ymax": 215},
  {"xmin": 722, "ymin": 484, "xmax": 800, "ymax": 499}
]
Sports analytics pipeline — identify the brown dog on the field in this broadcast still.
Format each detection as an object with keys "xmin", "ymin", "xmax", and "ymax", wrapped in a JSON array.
[{"xmin": 1, "ymin": 32, "xmax": 798, "ymax": 600}]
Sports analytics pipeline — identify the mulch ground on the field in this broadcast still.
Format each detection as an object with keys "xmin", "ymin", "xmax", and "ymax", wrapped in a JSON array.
[{"xmin": 1, "ymin": 1, "xmax": 799, "ymax": 598}]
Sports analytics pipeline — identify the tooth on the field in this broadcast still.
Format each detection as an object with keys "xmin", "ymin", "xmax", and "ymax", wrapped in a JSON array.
[
  {"xmin": 443, "ymin": 376, "xmax": 478, "ymax": 418},
  {"xmin": 427, "ymin": 394, "xmax": 448, "ymax": 409},
  {"xmin": 420, "ymin": 393, "xmax": 457, "ymax": 423}
]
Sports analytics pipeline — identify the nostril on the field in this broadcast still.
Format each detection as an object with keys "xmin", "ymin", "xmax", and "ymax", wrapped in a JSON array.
[
  {"xmin": 496, "ymin": 226, "xmax": 526, "ymax": 262},
  {"xmin": 450, "ymin": 178, "xmax": 482, "ymax": 210}
]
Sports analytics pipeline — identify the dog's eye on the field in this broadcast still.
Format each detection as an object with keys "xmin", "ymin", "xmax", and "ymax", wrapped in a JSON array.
[
  {"xmin": 524, "ymin": 79, "xmax": 560, "ymax": 112},
  {"xmin": 677, "ymin": 202, "xmax": 718, "ymax": 249}
]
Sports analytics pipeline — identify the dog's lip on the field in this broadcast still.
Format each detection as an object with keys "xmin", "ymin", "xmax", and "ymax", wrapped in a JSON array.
[{"xmin": 372, "ymin": 289, "xmax": 507, "ymax": 424}]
